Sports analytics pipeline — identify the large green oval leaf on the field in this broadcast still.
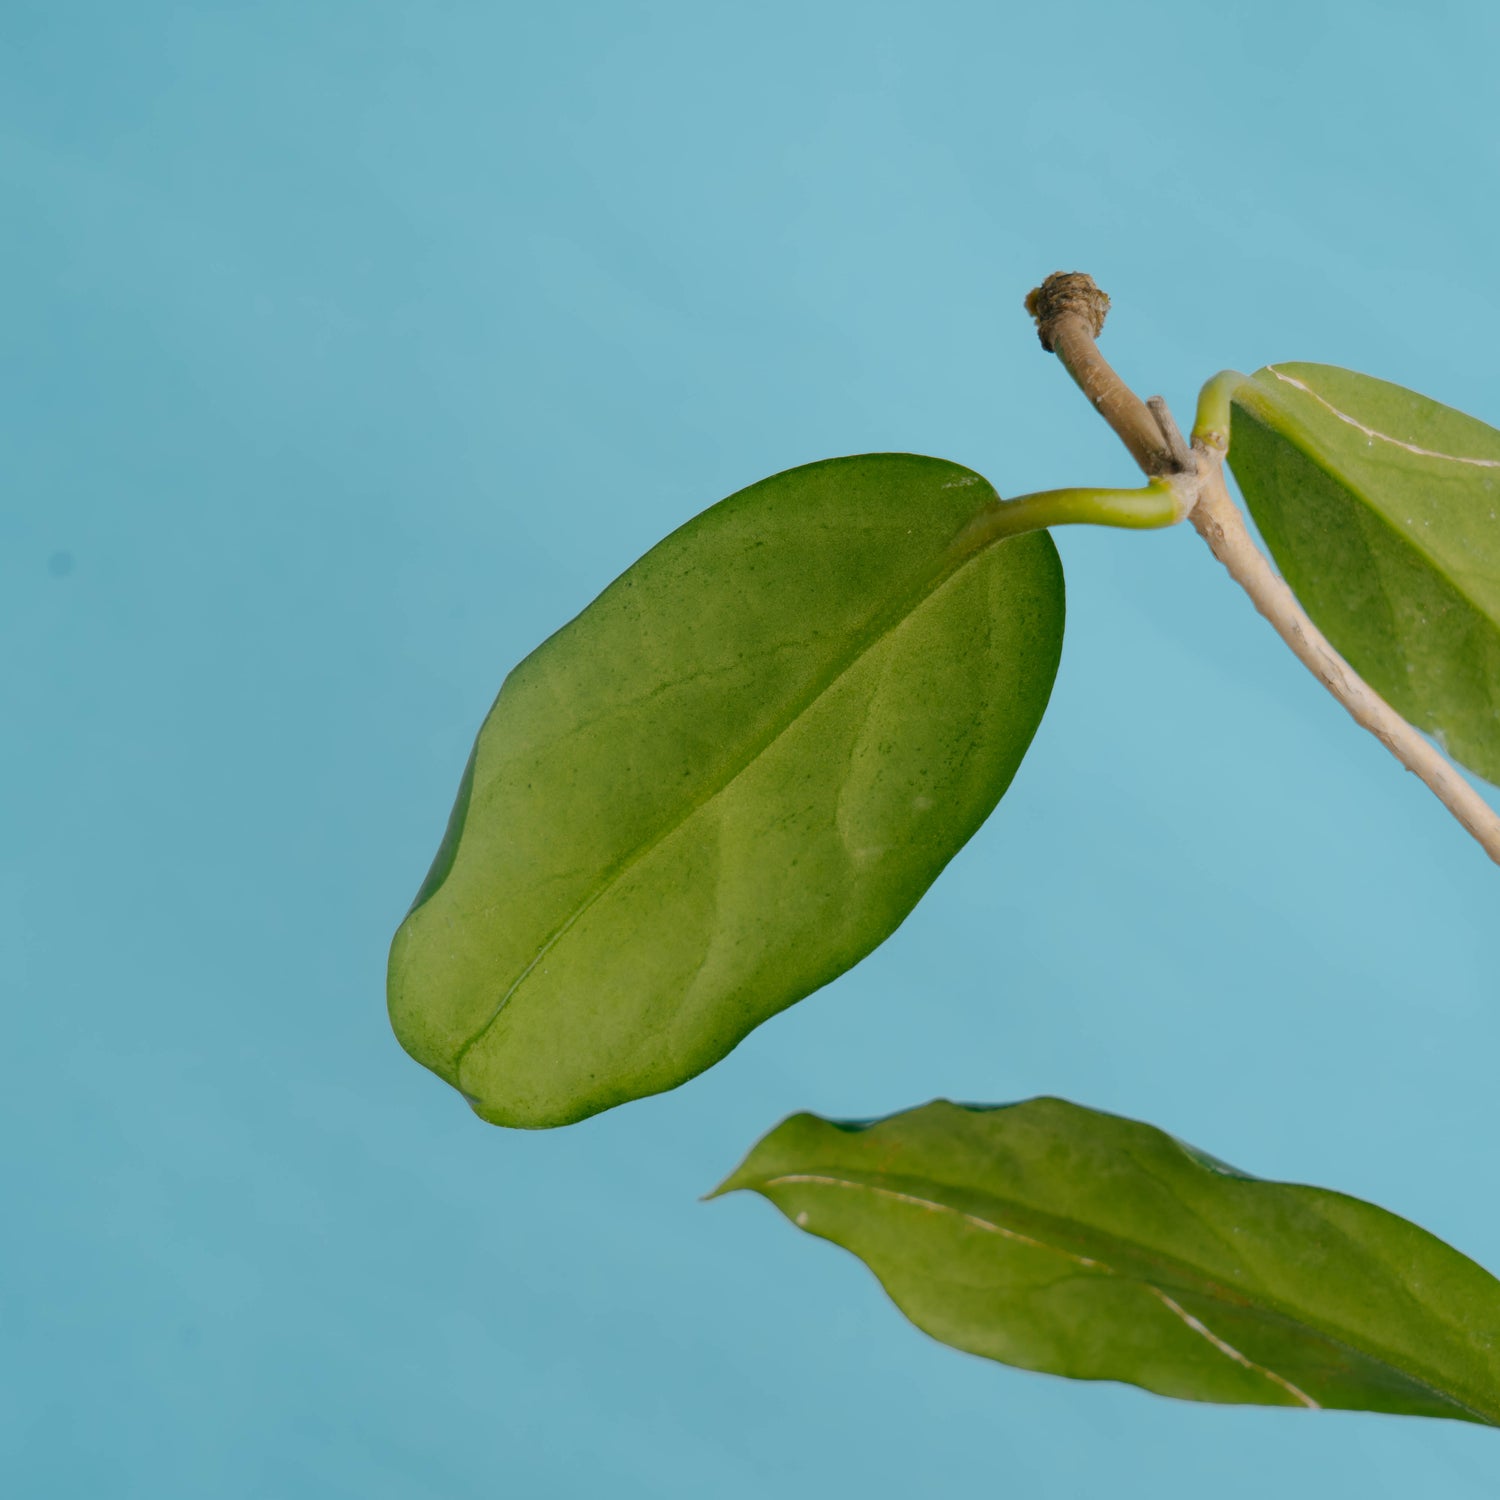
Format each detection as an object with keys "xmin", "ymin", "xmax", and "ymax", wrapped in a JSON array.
[
  {"xmin": 714, "ymin": 1097, "xmax": 1500, "ymax": 1422},
  {"xmin": 1229, "ymin": 364, "xmax": 1500, "ymax": 781},
  {"xmin": 389, "ymin": 455, "xmax": 1064, "ymax": 1128}
]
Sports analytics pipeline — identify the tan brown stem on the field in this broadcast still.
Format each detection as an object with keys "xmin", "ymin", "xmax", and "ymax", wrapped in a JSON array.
[
  {"xmin": 1187, "ymin": 460, "xmax": 1500, "ymax": 865},
  {"xmin": 1147, "ymin": 395, "xmax": 1193, "ymax": 471},
  {"xmin": 1026, "ymin": 273, "xmax": 1185, "ymax": 477}
]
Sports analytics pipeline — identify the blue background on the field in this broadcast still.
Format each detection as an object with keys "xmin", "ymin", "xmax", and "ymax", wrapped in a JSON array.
[{"xmin": 6, "ymin": 2, "xmax": 1500, "ymax": 1494}]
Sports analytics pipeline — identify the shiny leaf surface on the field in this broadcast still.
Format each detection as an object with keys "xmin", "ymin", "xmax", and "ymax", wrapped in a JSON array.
[{"xmin": 389, "ymin": 456, "xmax": 1064, "ymax": 1127}]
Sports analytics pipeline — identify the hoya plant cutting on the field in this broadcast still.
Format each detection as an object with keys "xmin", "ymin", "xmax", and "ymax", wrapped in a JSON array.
[{"xmin": 387, "ymin": 273, "xmax": 1500, "ymax": 1423}]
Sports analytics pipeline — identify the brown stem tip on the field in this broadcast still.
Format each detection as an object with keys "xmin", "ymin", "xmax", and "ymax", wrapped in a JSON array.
[
  {"xmin": 1025, "ymin": 272, "xmax": 1111, "ymax": 352},
  {"xmin": 1024, "ymin": 270, "xmax": 1182, "ymax": 477}
]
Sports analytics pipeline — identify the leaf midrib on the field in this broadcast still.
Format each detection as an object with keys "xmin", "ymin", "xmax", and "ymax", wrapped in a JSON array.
[
  {"xmin": 766, "ymin": 1167, "xmax": 1496, "ymax": 1424},
  {"xmin": 450, "ymin": 498, "xmax": 1033, "ymax": 1081}
]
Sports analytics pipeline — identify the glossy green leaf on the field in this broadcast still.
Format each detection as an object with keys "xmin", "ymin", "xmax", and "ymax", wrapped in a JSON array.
[
  {"xmin": 715, "ymin": 1097, "xmax": 1500, "ymax": 1422},
  {"xmin": 1229, "ymin": 364, "xmax": 1500, "ymax": 781},
  {"xmin": 389, "ymin": 455, "xmax": 1064, "ymax": 1128}
]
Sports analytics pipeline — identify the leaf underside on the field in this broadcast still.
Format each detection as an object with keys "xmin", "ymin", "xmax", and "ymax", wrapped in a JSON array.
[
  {"xmin": 716, "ymin": 1097, "xmax": 1500, "ymax": 1423},
  {"xmin": 1229, "ymin": 363, "xmax": 1500, "ymax": 783},
  {"xmin": 388, "ymin": 455, "xmax": 1065, "ymax": 1127}
]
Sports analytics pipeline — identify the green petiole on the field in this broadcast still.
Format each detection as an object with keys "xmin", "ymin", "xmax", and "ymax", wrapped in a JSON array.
[
  {"xmin": 964, "ymin": 476, "xmax": 1184, "ymax": 551},
  {"xmin": 1192, "ymin": 369, "xmax": 1248, "ymax": 451}
]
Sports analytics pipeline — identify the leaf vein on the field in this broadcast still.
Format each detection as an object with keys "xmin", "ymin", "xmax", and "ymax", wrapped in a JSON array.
[
  {"xmin": 765, "ymin": 1170, "xmax": 1493, "ymax": 1422},
  {"xmin": 1146, "ymin": 1286, "xmax": 1318, "ymax": 1409},
  {"xmin": 1267, "ymin": 367, "xmax": 1500, "ymax": 468},
  {"xmin": 451, "ymin": 511, "xmax": 1021, "ymax": 1080}
]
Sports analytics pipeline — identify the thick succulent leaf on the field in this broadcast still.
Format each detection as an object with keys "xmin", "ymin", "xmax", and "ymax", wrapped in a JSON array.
[
  {"xmin": 389, "ymin": 455, "xmax": 1064, "ymax": 1128},
  {"xmin": 715, "ymin": 1097, "xmax": 1500, "ymax": 1422},
  {"xmin": 1229, "ymin": 364, "xmax": 1500, "ymax": 781}
]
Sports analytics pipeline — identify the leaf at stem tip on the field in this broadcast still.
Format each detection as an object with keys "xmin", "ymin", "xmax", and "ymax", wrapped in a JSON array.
[
  {"xmin": 714, "ymin": 1097, "xmax": 1500, "ymax": 1423},
  {"xmin": 1229, "ymin": 364, "xmax": 1500, "ymax": 783},
  {"xmin": 388, "ymin": 455, "xmax": 1064, "ymax": 1128}
]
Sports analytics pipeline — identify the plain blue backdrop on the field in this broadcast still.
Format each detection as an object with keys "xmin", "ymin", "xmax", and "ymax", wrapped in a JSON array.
[{"xmin": 6, "ymin": 2, "xmax": 1500, "ymax": 1494}]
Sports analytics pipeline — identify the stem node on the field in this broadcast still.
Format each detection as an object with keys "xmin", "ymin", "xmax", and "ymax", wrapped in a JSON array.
[{"xmin": 1028, "ymin": 274, "xmax": 1500, "ymax": 866}]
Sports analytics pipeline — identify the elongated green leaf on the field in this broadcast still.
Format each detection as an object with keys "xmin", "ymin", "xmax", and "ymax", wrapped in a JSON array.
[
  {"xmin": 1229, "ymin": 364, "xmax": 1500, "ymax": 781},
  {"xmin": 715, "ymin": 1097, "xmax": 1500, "ymax": 1422},
  {"xmin": 389, "ymin": 456, "xmax": 1064, "ymax": 1128}
]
